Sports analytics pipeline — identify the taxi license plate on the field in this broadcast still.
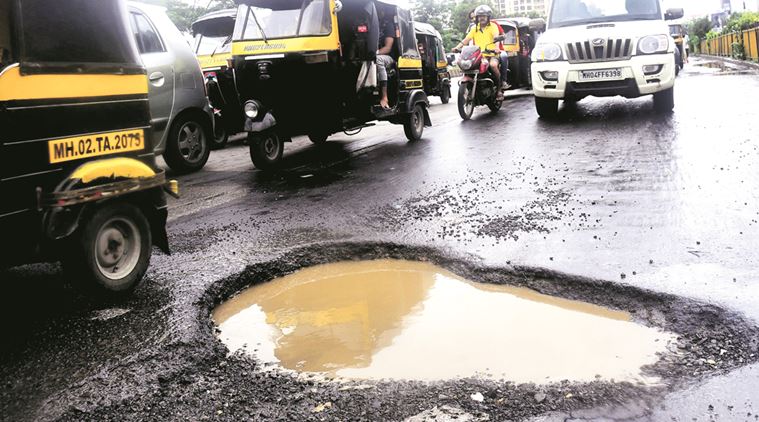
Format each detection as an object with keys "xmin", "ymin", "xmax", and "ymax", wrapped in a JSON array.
[
  {"xmin": 48, "ymin": 129, "xmax": 145, "ymax": 164},
  {"xmin": 578, "ymin": 68, "xmax": 623, "ymax": 82}
]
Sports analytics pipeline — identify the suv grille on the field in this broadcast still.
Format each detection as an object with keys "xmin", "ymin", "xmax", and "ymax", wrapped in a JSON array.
[{"xmin": 566, "ymin": 39, "xmax": 633, "ymax": 63}]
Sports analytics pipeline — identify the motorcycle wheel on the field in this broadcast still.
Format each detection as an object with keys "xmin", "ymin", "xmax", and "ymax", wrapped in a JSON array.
[{"xmin": 457, "ymin": 82, "xmax": 475, "ymax": 120}]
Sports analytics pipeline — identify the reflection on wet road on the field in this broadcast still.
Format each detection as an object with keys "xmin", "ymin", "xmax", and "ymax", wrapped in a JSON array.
[{"xmin": 214, "ymin": 260, "xmax": 673, "ymax": 383}]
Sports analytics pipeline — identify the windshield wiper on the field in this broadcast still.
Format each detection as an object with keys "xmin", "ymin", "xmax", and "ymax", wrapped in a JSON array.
[
  {"xmin": 210, "ymin": 35, "xmax": 233, "ymax": 57},
  {"xmin": 248, "ymin": 7, "xmax": 268, "ymax": 44}
]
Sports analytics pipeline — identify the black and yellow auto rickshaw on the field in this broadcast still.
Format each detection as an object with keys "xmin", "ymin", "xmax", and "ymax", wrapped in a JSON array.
[
  {"xmin": 669, "ymin": 22, "xmax": 685, "ymax": 72},
  {"xmin": 231, "ymin": 0, "xmax": 431, "ymax": 169},
  {"xmin": 493, "ymin": 17, "xmax": 542, "ymax": 89},
  {"xmin": 191, "ymin": 9, "xmax": 243, "ymax": 147},
  {"xmin": 0, "ymin": 0, "xmax": 177, "ymax": 299},
  {"xmin": 414, "ymin": 21, "xmax": 451, "ymax": 104}
]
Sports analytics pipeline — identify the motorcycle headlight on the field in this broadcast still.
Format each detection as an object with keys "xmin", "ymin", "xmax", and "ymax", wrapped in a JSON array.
[
  {"xmin": 244, "ymin": 101, "xmax": 260, "ymax": 119},
  {"xmin": 458, "ymin": 59, "xmax": 473, "ymax": 70},
  {"xmin": 531, "ymin": 43, "xmax": 563, "ymax": 62},
  {"xmin": 638, "ymin": 35, "xmax": 669, "ymax": 54}
]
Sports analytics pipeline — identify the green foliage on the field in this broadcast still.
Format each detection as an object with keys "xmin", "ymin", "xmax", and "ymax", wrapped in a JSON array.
[
  {"xmin": 731, "ymin": 42, "xmax": 746, "ymax": 60},
  {"xmin": 450, "ymin": 0, "xmax": 497, "ymax": 39},
  {"xmin": 706, "ymin": 29, "xmax": 721, "ymax": 40},
  {"xmin": 724, "ymin": 11, "xmax": 759, "ymax": 33},
  {"xmin": 412, "ymin": 0, "xmax": 453, "ymax": 31},
  {"xmin": 144, "ymin": 0, "xmax": 236, "ymax": 32},
  {"xmin": 686, "ymin": 16, "xmax": 712, "ymax": 41}
]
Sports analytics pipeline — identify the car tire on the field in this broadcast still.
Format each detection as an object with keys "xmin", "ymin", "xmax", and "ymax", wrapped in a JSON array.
[
  {"xmin": 535, "ymin": 97, "xmax": 559, "ymax": 119},
  {"xmin": 63, "ymin": 202, "xmax": 151, "ymax": 301},
  {"xmin": 163, "ymin": 114, "xmax": 211, "ymax": 173},
  {"xmin": 249, "ymin": 131, "xmax": 284, "ymax": 170},
  {"xmin": 653, "ymin": 87, "xmax": 675, "ymax": 112},
  {"xmin": 403, "ymin": 104, "xmax": 425, "ymax": 141}
]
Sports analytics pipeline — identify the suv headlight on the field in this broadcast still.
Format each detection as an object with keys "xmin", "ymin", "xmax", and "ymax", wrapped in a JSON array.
[
  {"xmin": 637, "ymin": 35, "xmax": 669, "ymax": 54},
  {"xmin": 532, "ymin": 43, "xmax": 563, "ymax": 62}
]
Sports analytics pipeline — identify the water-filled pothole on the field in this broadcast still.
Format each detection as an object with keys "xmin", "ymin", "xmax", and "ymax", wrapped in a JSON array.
[{"xmin": 213, "ymin": 259, "xmax": 675, "ymax": 384}]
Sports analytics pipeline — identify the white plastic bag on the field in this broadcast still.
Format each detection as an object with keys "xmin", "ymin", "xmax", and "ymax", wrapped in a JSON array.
[{"xmin": 356, "ymin": 61, "xmax": 377, "ymax": 92}]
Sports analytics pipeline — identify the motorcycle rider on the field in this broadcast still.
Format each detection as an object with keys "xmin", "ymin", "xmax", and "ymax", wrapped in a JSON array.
[{"xmin": 452, "ymin": 5, "xmax": 504, "ymax": 100}]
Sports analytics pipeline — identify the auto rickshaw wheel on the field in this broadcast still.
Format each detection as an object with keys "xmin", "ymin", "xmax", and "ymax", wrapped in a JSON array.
[
  {"xmin": 458, "ymin": 82, "xmax": 475, "ymax": 120},
  {"xmin": 404, "ymin": 104, "xmax": 425, "ymax": 142},
  {"xmin": 164, "ymin": 114, "xmax": 211, "ymax": 174},
  {"xmin": 308, "ymin": 133, "xmax": 329, "ymax": 144},
  {"xmin": 211, "ymin": 115, "xmax": 229, "ymax": 150},
  {"xmin": 64, "ymin": 202, "xmax": 151, "ymax": 300},
  {"xmin": 440, "ymin": 86, "xmax": 451, "ymax": 104},
  {"xmin": 249, "ymin": 131, "xmax": 284, "ymax": 170}
]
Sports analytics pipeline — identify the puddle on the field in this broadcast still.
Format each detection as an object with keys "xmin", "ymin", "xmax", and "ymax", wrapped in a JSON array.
[{"xmin": 213, "ymin": 260, "xmax": 674, "ymax": 384}]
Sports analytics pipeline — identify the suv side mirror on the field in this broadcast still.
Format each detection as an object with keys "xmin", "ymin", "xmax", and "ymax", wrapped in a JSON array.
[{"xmin": 665, "ymin": 8, "xmax": 684, "ymax": 20}]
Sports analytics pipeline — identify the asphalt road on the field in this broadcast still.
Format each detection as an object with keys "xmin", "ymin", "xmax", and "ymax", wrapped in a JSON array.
[{"xmin": 2, "ymin": 56, "xmax": 759, "ymax": 421}]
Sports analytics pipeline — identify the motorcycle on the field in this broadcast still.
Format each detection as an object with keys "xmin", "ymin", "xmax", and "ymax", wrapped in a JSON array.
[{"xmin": 455, "ymin": 37, "xmax": 506, "ymax": 120}]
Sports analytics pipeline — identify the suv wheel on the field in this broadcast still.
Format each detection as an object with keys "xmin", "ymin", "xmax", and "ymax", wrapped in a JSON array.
[
  {"xmin": 653, "ymin": 87, "xmax": 675, "ymax": 112},
  {"xmin": 535, "ymin": 97, "xmax": 559, "ymax": 119}
]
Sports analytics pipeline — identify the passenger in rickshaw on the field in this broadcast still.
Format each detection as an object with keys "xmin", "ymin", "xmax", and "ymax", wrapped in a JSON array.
[
  {"xmin": 453, "ymin": 5, "xmax": 504, "ymax": 100},
  {"xmin": 376, "ymin": 6, "xmax": 396, "ymax": 109}
]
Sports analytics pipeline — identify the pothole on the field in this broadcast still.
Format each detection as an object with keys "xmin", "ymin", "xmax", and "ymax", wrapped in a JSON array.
[{"xmin": 213, "ymin": 259, "xmax": 675, "ymax": 384}]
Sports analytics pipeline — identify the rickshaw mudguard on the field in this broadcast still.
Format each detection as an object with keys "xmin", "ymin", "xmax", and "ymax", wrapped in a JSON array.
[
  {"xmin": 405, "ymin": 89, "xmax": 432, "ymax": 126},
  {"xmin": 41, "ymin": 158, "xmax": 173, "ymax": 254}
]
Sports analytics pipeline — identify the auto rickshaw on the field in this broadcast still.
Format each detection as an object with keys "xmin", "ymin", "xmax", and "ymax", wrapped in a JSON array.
[
  {"xmin": 0, "ymin": 0, "xmax": 177, "ymax": 299},
  {"xmin": 191, "ymin": 9, "xmax": 243, "ymax": 148},
  {"xmin": 414, "ymin": 21, "xmax": 451, "ymax": 104},
  {"xmin": 494, "ymin": 17, "xmax": 542, "ymax": 89},
  {"xmin": 669, "ymin": 22, "xmax": 685, "ymax": 73},
  {"xmin": 231, "ymin": 0, "xmax": 431, "ymax": 169}
]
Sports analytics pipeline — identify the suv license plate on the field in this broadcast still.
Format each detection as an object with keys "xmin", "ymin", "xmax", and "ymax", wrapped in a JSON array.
[{"xmin": 578, "ymin": 68, "xmax": 623, "ymax": 82}]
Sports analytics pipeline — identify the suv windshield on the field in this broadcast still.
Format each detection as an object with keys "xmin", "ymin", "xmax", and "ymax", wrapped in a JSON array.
[
  {"xmin": 234, "ymin": 0, "xmax": 331, "ymax": 41},
  {"xmin": 550, "ymin": 0, "xmax": 661, "ymax": 29}
]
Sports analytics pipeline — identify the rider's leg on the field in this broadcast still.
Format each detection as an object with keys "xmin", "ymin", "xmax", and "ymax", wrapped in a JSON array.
[
  {"xmin": 376, "ymin": 55, "xmax": 394, "ymax": 108},
  {"xmin": 499, "ymin": 52, "xmax": 510, "ymax": 89},
  {"xmin": 489, "ymin": 58, "xmax": 504, "ymax": 100}
]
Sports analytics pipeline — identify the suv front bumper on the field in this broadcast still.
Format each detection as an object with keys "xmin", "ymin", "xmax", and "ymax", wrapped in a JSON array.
[{"xmin": 531, "ymin": 53, "xmax": 675, "ymax": 99}]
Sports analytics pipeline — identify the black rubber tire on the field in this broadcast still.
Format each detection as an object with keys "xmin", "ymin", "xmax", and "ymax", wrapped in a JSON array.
[
  {"xmin": 535, "ymin": 97, "xmax": 559, "ymax": 119},
  {"xmin": 163, "ymin": 114, "xmax": 211, "ymax": 174},
  {"xmin": 63, "ymin": 202, "xmax": 151, "ymax": 301},
  {"xmin": 440, "ymin": 86, "xmax": 451, "ymax": 104},
  {"xmin": 210, "ymin": 115, "xmax": 229, "ymax": 150},
  {"xmin": 653, "ymin": 87, "xmax": 675, "ymax": 112},
  {"xmin": 458, "ymin": 82, "xmax": 475, "ymax": 120},
  {"xmin": 487, "ymin": 99, "xmax": 502, "ymax": 112},
  {"xmin": 249, "ymin": 131, "xmax": 284, "ymax": 170},
  {"xmin": 308, "ymin": 133, "xmax": 329, "ymax": 144},
  {"xmin": 403, "ymin": 104, "xmax": 425, "ymax": 141}
]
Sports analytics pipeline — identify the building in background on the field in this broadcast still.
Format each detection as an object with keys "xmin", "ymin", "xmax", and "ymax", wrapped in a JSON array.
[{"xmin": 496, "ymin": 0, "xmax": 548, "ymax": 17}]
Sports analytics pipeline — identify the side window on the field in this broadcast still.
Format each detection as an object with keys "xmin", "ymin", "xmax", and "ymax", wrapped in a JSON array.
[
  {"xmin": 131, "ymin": 12, "xmax": 164, "ymax": 54},
  {"xmin": 0, "ymin": 0, "xmax": 13, "ymax": 68}
]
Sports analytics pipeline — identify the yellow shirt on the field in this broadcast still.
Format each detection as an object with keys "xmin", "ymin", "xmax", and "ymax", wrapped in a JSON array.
[{"xmin": 466, "ymin": 22, "xmax": 500, "ymax": 52}]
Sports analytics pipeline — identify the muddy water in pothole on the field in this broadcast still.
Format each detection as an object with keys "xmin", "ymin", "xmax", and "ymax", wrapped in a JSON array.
[{"xmin": 213, "ymin": 260, "xmax": 674, "ymax": 384}]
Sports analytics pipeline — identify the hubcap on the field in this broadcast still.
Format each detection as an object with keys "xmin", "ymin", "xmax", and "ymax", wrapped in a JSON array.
[
  {"xmin": 95, "ymin": 217, "xmax": 141, "ymax": 281},
  {"xmin": 413, "ymin": 109, "xmax": 423, "ymax": 133},
  {"xmin": 177, "ymin": 122, "xmax": 206, "ymax": 163},
  {"xmin": 263, "ymin": 136, "xmax": 279, "ymax": 160}
]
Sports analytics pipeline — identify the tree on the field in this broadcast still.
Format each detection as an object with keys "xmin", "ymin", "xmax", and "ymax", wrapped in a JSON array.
[
  {"xmin": 686, "ymin": 16, "xmax": 712, "ymax": 42},
  {"xmin": 143, "ymin": 0, "xmax": 236, "ymax": 32},
  {"xmin": 450, "ymin": 0, "xmax": 497, "ymax": 39},
  {"xmin": 412, "ymin": 0, "xmax": 453, "ymax": 31},
  {"xmin": 724, "ymin": 11, "xmax": 759, "ymax": 32}
]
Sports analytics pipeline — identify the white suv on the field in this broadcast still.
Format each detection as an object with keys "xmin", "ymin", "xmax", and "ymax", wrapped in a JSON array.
[{"xmin": 531, "ymin": 0, "xmax": 684, "ymax": 117}]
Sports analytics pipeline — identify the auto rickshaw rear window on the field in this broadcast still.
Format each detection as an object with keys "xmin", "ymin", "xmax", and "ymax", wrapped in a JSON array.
[
  {"xmin": 234, "ymin": 0, "xmax": 331, "ymax": 40},
  {"xmin": 19, "ymin": 0, "xmax": 137, "ymax": 65},
  {"xmin": 0, "ymin": 0, "xmax": 13, "ymax": 69}
]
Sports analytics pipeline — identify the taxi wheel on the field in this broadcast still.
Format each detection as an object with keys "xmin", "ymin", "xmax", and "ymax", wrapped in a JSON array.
[
  {"xmin": 308, "ymin": 133, "xmax": 329, "ymax": 144},
  {"xmin": 211, "ymin": 115, "xmax": 229, "ymax": 150},
  {"xmin": 404, "ymin": 104, "xmax": 425, "ymax": 142},
  {"xmin": 249, "ymin": 131, "xmax": 283, "ymax": 170},
  {"xmin": 164, "ymin": 115, "xmax": 211, "ymax": 174},
  {"xmin": 64, "ymin": 202, "xmax": 151, "ymax": 301},
  {"xmin": 440, "ymin": 86, "xmax": 451, "ymax": 104}
]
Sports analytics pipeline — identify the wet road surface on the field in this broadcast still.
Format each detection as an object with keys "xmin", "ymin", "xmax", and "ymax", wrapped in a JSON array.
[{"xmin": 1, "ymin": 56, "xmax": 759, "ymax": 421}]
